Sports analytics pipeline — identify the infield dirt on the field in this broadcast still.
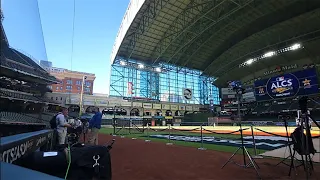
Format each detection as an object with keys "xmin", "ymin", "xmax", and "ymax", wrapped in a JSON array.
[{"xmin": 98, "ymin": 134, "xmax": 320, "ymax": 180}]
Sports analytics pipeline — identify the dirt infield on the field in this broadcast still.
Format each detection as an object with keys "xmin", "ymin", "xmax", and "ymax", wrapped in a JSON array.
[{"xmin": 98, "ymin": 134, "xmax": 320, "ymax": 180}]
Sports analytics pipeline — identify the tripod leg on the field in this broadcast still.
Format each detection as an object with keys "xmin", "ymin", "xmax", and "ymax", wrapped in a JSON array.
[
  {"xmin": 221, "ymin": 147, "xmax": 241, "ymax": 169},
  {"xmin": 301, "ymin": 155, "xmax": 306, "ymax": 170},
  {"xmin": 289, "ymin": 150, "xmax": 297, "ymax": 176},
  {"xmin": 244, "ymin": 147, "xmax": 261, "ymax": 179},
  {"xmin": 244, "ymin": 147, "xmax": 260, "ymax": 169},
  {"xmin": 276, "ymin": 155, "xmax": 290, "ymax": 166},
  {"xmin": 308, "ymin": 155, "xmax": 313, "ymax": 170}
]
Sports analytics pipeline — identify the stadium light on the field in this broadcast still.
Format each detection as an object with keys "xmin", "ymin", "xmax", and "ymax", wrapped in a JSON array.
[
  {"xmin": 263, "ymin": 51, "xmax": 275, "ymax": 58},
  {"xmin": 239, "ymin": 43, "xmax": 303, "ymax": 68},
  {"xmin": 138, "ymin": 64, "xmax": 144, "ymax": 69},
  {"xmin": 155, "ymin": 67, "xmax": 161, "ymax": 72},
  {"xmin": 245, "ymin": 59, "xmax": 254, "ymax": 65},
  {"xmin": 289, "ymin": 43, "xmax": 301, "ymax": 51},
  {"xmin": 120, "ymin": 60, "xmax": 126, "ymax": 66}
]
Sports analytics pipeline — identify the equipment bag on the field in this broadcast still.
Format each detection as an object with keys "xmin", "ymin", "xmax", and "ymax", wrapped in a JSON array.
[
  {"xmin": 68, "ymin": 145, "xmax": 112, "ymax": 180},
  {"xmin": 291, "ymin": 127, "xmax": 316, "ymax": 155},
  {"xmin": 18, "ymin": 145, "xmax": 112, "ymax": 180},
  {"xmin": 50, "ymin": 114, "xmax": 59, "ymax": 129}
]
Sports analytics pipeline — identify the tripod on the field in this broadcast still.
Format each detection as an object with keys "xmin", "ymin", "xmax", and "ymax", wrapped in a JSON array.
[
  {"xmin": 221, "ymin": 87, "xmax": 261, "ymax": 179},
  {"xmin": 81, "ymin": 118, "xmax": 89, "ymax": 144},
  {"xmin": 276, "ymin": 118, "xmax": 299, "ymax": 175},
  {"xmin": 289, "ymin": 97, "xmax": 319, "ymax": 180}
]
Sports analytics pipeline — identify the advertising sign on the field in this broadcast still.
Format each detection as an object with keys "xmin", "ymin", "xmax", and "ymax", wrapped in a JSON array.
[
  {"xmin": 121, "ymin": 101, "xmax": 132, "ymax": 107},
  {"xmin": 242, "ymin": 92, "xmax": 256, "ymax": 102},
  {"xmin": 186, "ymin": 106, "xmax": 193, "ymax": 111},
  {"xmin": 143, "ymin": 103, "xmax": 152, "ymax": 109},
  {"xmin": 162, "ymin": 104, "xmax": 170, "ymax": 110},
  {"xmin": 263, "ymin": 64, "xmax": 298, "ymax": 76},
  {"xmin": 179, "ymin": 105, "xmax": 185, "ymax": 111},
  {"xmin": 183, "ymin": 88, "xmax": 193, "ymax": 100},
  {"xmin": 0, "ymin": 130, "xmax": 53, "ymax": 164},
  {"xmin": 170, "ymin": 105, "xmax": 178, "ymax": 110},
  {"xmin": 221, "ymin": 88, "xmax": 236, "ymax": 95},
  {"xmin": 153, "ymin": 104, "xmax": 161, "ymax": 109},
  {"xmin": 127, "ymin": 82, "xmax": 134, "ymax": 95},
  {"xmin": 132, "ymin": 102, "xmax": 143, "ymax": 107},
  {"xmin": 95, "ymin": 100, "xmax": 108, "ymax": 106},
  {"xmin": 254, "ymin": 68, "xmax": 319, "ymax": 101}
]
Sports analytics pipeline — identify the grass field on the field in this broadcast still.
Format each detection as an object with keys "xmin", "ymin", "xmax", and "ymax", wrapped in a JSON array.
[{"xmin": 100, "ymin": 127, "xmax": 268, "ymax": 154}]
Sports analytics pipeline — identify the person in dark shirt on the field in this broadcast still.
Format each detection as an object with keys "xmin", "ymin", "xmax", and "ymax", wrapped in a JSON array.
[{"xmin": 88, "ymin": 107, "xmax": 102, "ymax": 145}]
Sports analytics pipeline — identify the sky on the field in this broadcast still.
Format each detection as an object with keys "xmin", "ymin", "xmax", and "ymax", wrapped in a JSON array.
[{"xmin": 1, "ymin": 0, "xmax": 130, "ymax": 94}]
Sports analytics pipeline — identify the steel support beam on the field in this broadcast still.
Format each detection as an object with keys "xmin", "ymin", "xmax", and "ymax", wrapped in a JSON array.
[
  {"xmin": 150, "ymin": 0, "xmax": 226, "ymax": 65},
  {"xmin": 125, "ymin": 0, "xmax": 170, "ymax": 59},
  {"xmin": 166, "ymin": 0, "xmax": 254, "ymax": 66}
]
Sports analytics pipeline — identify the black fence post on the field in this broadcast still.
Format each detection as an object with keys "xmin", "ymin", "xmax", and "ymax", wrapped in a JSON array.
[{"xmin": 198, "ymin": 124, "xmax": 206, "ymax": 150}]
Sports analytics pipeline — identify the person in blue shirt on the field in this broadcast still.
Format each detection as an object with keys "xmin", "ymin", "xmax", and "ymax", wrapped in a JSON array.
[{"xmin": 88, "ymin": 107, "xmax": 102, "ymax": 145}]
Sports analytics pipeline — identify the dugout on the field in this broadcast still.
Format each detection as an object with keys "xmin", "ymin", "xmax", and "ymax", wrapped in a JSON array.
[
  {"xmin": 153, "ymin": 116, "xmax": 164, "ymax": 126},
  {"xmin": 165, "ymin": 116, "xmax": 173, "ymax": 126}
]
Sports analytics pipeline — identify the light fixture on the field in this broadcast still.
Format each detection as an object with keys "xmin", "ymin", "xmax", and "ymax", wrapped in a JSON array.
[
  {"xmin": 120, "ymin": 60, "xmax": 126, "ymax": 66},
  {"xmin": 263, "ymin": 51, "xmax": 275, "ymax": 58},
  {"xmin": 289, "ymin": 43, "xmax": 301, "ymax": 51},
  {"xmin": 138, "ymin": 64, "xmax": 144, "ymax": 69},
  {"xmin": 239, "ymin": 43, "xmax": 303, "ymax": 68},
  {"xmin": 246, "ymin": 59, "xmax": 254, "ymax": 65},
  {"xmin": 155, "ymin": 67, "xmax": 161, "ymax": 72}
]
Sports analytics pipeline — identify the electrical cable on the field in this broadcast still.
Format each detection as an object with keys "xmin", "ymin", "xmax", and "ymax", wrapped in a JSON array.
[
  {"xmin": 64, "ymin": 145, "xmax": 71, "ymax": 180},
  {"xmin": 68, "ymin": 0, "xmax": 76, "ymax": 108}
]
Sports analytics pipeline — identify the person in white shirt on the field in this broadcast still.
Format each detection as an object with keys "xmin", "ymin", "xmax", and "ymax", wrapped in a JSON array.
[{"xmin": 56, "ymin": 107, "xmax": 72, "ymax": 144}]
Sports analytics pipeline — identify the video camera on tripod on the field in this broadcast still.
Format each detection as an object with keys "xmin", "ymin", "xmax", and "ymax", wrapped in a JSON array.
[
  {"xmin": 286, "ymin": 96, "xmax": 319, "ymax": 179},
  {"xmin": 222, "ymin": 80, "xmax": 261, "ymax": 179},
  {"xmin": 228, "ymin": 80, "xmax": 245, "ymax": 94}
]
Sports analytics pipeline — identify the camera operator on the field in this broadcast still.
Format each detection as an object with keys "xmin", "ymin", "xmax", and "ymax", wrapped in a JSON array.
[{"xmin": 56, "ymin": 107, "xmax": 72, "ymax": 144}]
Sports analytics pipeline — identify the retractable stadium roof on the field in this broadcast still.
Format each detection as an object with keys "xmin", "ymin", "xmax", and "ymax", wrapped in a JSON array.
[{"xmin": 111, "ymin": 0, "xmax": 320, "ymax": 87}]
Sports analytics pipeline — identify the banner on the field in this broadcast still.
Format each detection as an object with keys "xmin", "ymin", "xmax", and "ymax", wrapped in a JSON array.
[
  {"xmin": 242, "ymin": 92, "xmax": 256, "ymax": 102},
  {"xmin": 95, "ymin": 99, "xmax": 108, "ymax": 106},
  {"xmin": 170, "ymin": 105, "xmax": 178, "ymax": 110},
  {"xmin": 66, "ymin": 97, "xmax": 80, "ymax": 105},
  {"xmin": 186, "ymin": 106, "xmax": 193, "ymax": 111},
  {"xmin": 127, "ymin": 82, "xmax": 133, "ymax": 95},
  {"xmin": 108, "ymin": 101, "xmax": 121, "ymax": 106},
  {"xmin": 183, "ymin": 88, "xmax": 193, "ymax": 100},
  {"xmin": 1, "ymin": 130, "xmax": 53, "ymax": 164},
  {"xmin": 83, "ymin": 99, "xmax": 95, "ymax": 106},
  {"xmin": 254, "ymin": 68, "xmax": 319, "ymax": 101},
  {"xmin": 179, "ymin": 105, "xmax": 185, "ymax": 111},
  {"xmin": 221, "ymin": 88, "xmax": 236, "ymax": 95},
  {"xmin": 143, "ymin": 103, "xmax": 152, "ymax": 109},
  {"xmin": 153, "ymin": 104, "xmax": 161, "ymax": 109},
  {"xmin": 193, "ymin": 106, "xmax": 200, "ymax": 111},
  {"xmin": 121, "ymin": 101, "xmax": 132, "ymax": 107},
  {"xmin": 162, "ymin": 104, "xmax": 170, "ymax": 110},
  {"xmin": 132, "ymin": 102, "xmax": 142, "ymax": 107}
]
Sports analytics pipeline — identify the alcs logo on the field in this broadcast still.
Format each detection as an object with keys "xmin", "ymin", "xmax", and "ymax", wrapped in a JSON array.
[{"xmin": 270, "ymin": 76, "xmax": 293, "ymax": 93}]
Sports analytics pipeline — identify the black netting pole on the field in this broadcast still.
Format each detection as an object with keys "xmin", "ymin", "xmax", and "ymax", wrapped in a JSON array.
[
  {"xmin": 145, "ymin": 123, "xmax": 151, "ymax": 142},
  {"xmin": 251, "ymin": 125, "xmax": 257, "ymax": 156},
  {"xmin": 166, "ymin": 124, "xmax": 173, "ymax": 145},
  {"xmin": 198, "ymin": 124, "xmax": 206, "ymax": 150}
]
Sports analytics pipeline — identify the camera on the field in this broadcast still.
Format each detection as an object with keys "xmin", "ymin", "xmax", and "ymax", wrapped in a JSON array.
[{"xmin": 228, "ymin": 80, "xmax": 242, "ymax": 88}]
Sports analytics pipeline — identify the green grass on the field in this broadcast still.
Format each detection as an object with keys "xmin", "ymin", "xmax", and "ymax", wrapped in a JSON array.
[{"xmin": 100, "ymin": 128, "xmax": 267, "ymax": 154}]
